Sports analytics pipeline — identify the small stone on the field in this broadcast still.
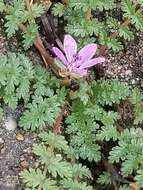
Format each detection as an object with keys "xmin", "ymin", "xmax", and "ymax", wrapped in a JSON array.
[
  {"xmin": 1, "ymin": 148, "xmax": 5, "ymax": 154},
  {"xmin": 138, "ymin": 49, "xmax": 143, "ymax": 56},
  {"xmin": 140, "ymin": 66, "xmax": 143, "ymax": 73},
  {"xmin": 20, "ymin": 160, "xmax": 29, "ymax": 168},
  {"xmin": 23, "ymin": 147, "xmax": 32, "ymax": 154},
  {"xmin": 0, "ymin": 137, "xmax": 4, "ymax": 149},
  {"xmin": 141, "ymin": 80, "xmax": 143, "ymax": 88},
  {"xmin": 125, "ymin": 70, "xmax": 132, "ymax": 76},
  {"xmin": 5, "ymin": 117, "xmax": 17, "ymax": 131},
  {"xmin": 20, "ymin": 155, "xmax": 25, "ymax": 161},
  {"xmin": 129, "ymin": 55, "xmax": 134, "ymax": 61},
  {"xmin": 16, "ymin": 133, "xmax": 24, "ymax": 141},
  {"xmin": 132, "ymin": 79, "xmax": 136, "ymax": 84},
  {"xmin": 0, "ymin": 137, "xmax": 4, "ymax": 144}
]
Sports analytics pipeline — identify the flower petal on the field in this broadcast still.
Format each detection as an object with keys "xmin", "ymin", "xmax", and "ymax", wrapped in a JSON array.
[
  {"xmin": 78, "ymin": 44, "xmax": 97, "ymax": 63},
  {"xmin": 73, "ymin": 68, "xmax": 88, "ymax": 76},
  {"xmin": 52, "ymin": 47, "xmax": 68, "ymax": 66},
  {"xmin": 64, "ymin": 34, "xmax": 77, "ymax": 63},
  {"xmin": 79, "ymin": 57, "xmax": 105, "ymax": 69}
]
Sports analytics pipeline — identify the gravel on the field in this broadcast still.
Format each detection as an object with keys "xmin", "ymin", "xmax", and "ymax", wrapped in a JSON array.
[
  {"xmin": 104, "ymin": 34, "xmax": 143, "ymax": 88},
  {"xmin": 0, "ymin": 18, "xmax": 37, "ymax": 190}
]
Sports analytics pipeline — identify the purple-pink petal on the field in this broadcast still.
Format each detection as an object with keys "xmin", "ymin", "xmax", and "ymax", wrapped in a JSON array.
[
  {"xmin": 64, "ymin": 34, "xmax": 77, "ymax": 63},
  {"xmin": 52, "ymin": 47, "xmax": 68, "ymax": 66},
  {"xmin": 78, "ymin": 44, "xmax": 97, "ymax": 65},
  {"xmin": 79, "ymin": 57, "xmax": 105, "ymax": 69},
  {"xmin": 73, "ymin": 68, "xmax": 88, "ymax": 76}
]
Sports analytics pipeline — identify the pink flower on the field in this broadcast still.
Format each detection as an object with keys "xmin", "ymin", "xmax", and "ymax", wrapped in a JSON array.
[{"xmin": 52, "ymin": 34, "xmax": 105, "ymax": 76}]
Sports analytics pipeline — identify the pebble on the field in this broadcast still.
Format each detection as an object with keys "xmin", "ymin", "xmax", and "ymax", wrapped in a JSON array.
[
  {"xmin": 20, "ymin": 160, "xmax": 29, "ymax": 168},
  {"xmin": 125, "ymin": 70, "xmax": 132, "ymax": 76},
  {"xmin": 16, "ymin": 133, "xmax": 24, "ymax": 141},
  {"xmin": 5, "ymin": 117, "xmax": 17, "ymax": 131},
  {"xmin": 1, "ymin": 148, "xmax": 5, "ymax": 154},
  {"xmin": 140, "ymin": 67, "xmax": 143, "ymax": 73},
  {"xmin": 0, "ymin": 137, "xmax": 4, "ymax": 149},
  {"xmin": 132, "ymin": 79, "xmax": 136, "ymax": 84},
  {"xmin": 23, "ymin": 147, "xmax": 32, "ymax": 154},
  {"xmin": 140, "ymin": 80, "xmax": 143, "ymax": 88},
  {"xmin": 0, "ymin": 137, "xmax": 4, "ymax": 144}
]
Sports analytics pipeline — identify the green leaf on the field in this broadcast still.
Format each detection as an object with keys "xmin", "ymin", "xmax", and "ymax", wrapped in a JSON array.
[
  {"xmin": 0, "ymin": 0, "xmax": 5, "ymax": 12},
  {"xmin": 107, "ymin": 38, "xmax": 123, "ymax": 51},
  {"xmin": 0, "ymin": 107, "xmax": 3, "ymax": 120},
  {"xmin": 106, "ymin": 17, "xmax": 120, "ymax": 31},
  {"xmin": 52, "ymin": 3, "xmax": 65, "ymax": 17},
  {"xmin": 20, "ymin": 168, "xmax": 58, "ymax": 190},
  {"xmin": 122, "ymin": 0, "xmax": 136, "ymax": 18},
  {"xmin": 97, "ymin": 172, "xmax": 111, "ymax": 185},
  {"xmin": 20, "ymin": 168, "xmax": 45, "ymax": 188},
  {"xmin": 42, "ymin": 179, "xmax": 58, "ymax": 190},
  {"xmin": 130, "ymin": 88, "xmax": 143, "ymax": 124},
  {"xmin": 96, "ymin": 125, "xmax": 119, "ymax": 141},
  {"xmin": 119, "ymin": 185, "xmax": 130, "ymax": 190},
  {"xmin": 135, "ymin": 169, "xmax": 143, "ymax": 188},
  {"xmin": 66, "ymin": 102, "xmax": 101, "ymax": 162},
  {"xmin": 23, "ymin": 23, "xmax": 38, "ymax": 49},
  {"xmin": 72, "ymin": 164, "xmax": 91, "ymax": 179},
  {"xmin": 5, "ymin": 15, "xmax": 20, "ymax": 36},
  {"xmin": 5, "ymin": 0, "xmax": 26, "ymax": 36},
  {"xmin": 109, "ymin": 128, "xmax": 143, "ymax": 177},
  {"xmin": 61, "ymin": 179, "xmax": 93, "ymax": 190},
  {"xmin": 119, "ymin": 26, "xmax": 134, "ymax": 40},
  {"xmin": 39, "ymin": 131, "xmax": 69, "ymax": 152},
  {"xmin": 92, "ymin": 80, "xmax": 130, "ymax": 105},
  {"xmin": 31, "ymin": 3, "xmax": 45, "ymax": 18},
  {"xmin": 121, "ymin": 156, "xmax": 140, "ymax": 176},
  {"xmin": 19, "ymin": 94, "xmax": 64, "ymax": 130},
  {"xmin": 69, "ymin": 0, "xmax": 114, "ymax": 11},
  {"xmin": 71, "ymin": 81, "xmax": 92, "ymax": 105},
  {"xmin": 66, "ymin": 18, "xmax": 103, "ymax": 37},
  {"xmin": 33, "ymin": 144, "xmax": 72, "ymax": 178}
]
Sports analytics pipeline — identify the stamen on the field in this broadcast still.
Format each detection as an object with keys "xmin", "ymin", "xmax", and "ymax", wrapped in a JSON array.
[{"xmin": 73, "ymin": 54, "xmax": 81, "ymax": 62}]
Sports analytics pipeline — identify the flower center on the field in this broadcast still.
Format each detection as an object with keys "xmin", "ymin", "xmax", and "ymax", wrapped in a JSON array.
[
  {"xmin": 67, "ymin": 54, "xmax": 82, "ymax": 72},
  {"xmin": 73, "ymin": 54, "xmax": 81, "ymax": 62}
]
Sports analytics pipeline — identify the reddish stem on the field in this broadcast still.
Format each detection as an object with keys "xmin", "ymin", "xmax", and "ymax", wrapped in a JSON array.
[{"xmin": 53, "ymin": 104, "xmax": 67, "ymax": 135}]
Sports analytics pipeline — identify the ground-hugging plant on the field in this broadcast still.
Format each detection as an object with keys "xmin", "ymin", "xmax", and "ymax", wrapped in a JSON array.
[
  {"xmin": 129, "ymin": 88, "xmax": 143, "ymax": 125},
  {"xmin": 0, "ymin": 0, "xmax": 45, "ymax": 49},
  {"xmin": 66, "ymin": 79, "xmax": 143, "ymax": 189},
  {"xmin": 0, "ymin": 53, "xmax": 65, "ymax": 130},
  {"xmin": 0, "ymin": 0, "xmax": 60, "ymax": 77},
  {"xmin": 109, "ymin": 127, "xmax": 143, "ymax": 188},
  {"xmin": 1, "ymin": 52, "xmax": 143, "ymax": 189},
  {"xmin": 66, "ymin": 79, "xmax": 130, "ymax": 162},
  {"xmin": 20, "ymin": 131, "xmax": 93, "ymax": 190},
  {"xmin": 52, "ymin": 0, "xmax": 143, "ymax": 52}
]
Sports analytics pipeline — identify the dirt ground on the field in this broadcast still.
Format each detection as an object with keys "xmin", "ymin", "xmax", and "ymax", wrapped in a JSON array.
[
  {"xmin": 105, "ymin": 33, "xmax": 143, "ymax": 88},
  {"xmin": 0, "ymin": 18, "xmax": 39, "ymax": 190}
]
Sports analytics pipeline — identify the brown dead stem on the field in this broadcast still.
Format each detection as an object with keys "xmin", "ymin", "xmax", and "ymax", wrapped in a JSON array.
[
  {"xmin": 53, "ymin": 103, "xmax": 68, "ymax": 135},
  {"xmin": 21, "ymin": 0, "xmax": 60, "ymax": 76}
]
